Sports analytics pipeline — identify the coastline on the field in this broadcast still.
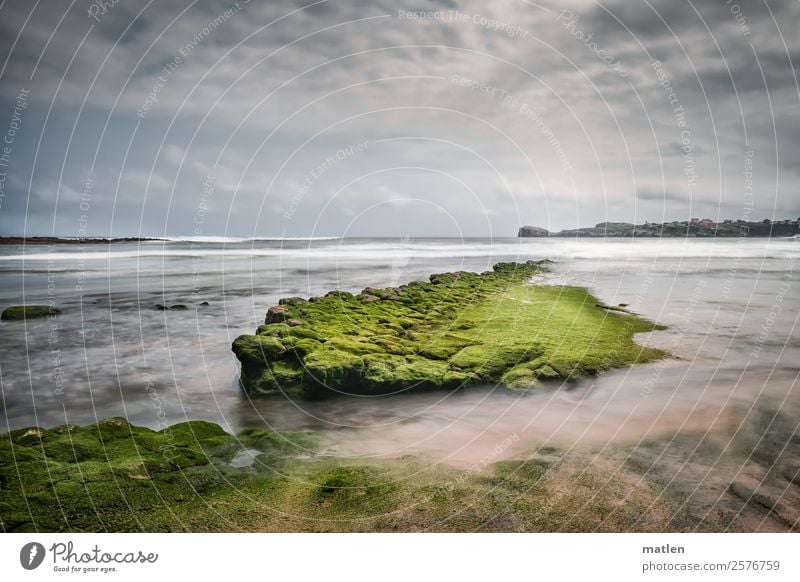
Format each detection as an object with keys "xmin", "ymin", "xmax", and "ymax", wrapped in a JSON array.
[
  {"xmin": 0, "ymin": 236, "xmax": 165, "ymax": 245},
  {"xmin": 519, "ymin": 219, "xmax": 800, "ymax": 238}
]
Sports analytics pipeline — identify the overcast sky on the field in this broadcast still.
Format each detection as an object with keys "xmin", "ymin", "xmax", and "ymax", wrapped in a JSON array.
[{"xmin": 0, "ymin": 0, "xmax": 797, "ymax": 237}]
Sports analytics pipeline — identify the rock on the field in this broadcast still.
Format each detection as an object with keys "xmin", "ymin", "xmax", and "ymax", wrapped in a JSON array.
[
  {"xmin": 199, "ymin": 301, "xmax": 210, "ymax": 306},
  {"xmin": 596, "ymin": 303, "xmax": 628, "ymax": 313},
  {"xmin": 535, "ymin": 365, "xmax": 560, "ymax": 379},
  {"xmin": 430, "ymin": 272, "xmax": 466, "ymax": 285},
  {"xmin": 265, "ymin": 305, "xmax": 288, "ymax": 324},
  {"xmin": 324, "ymin": 290, "xmax": 355, "ymax": 300},
  {"xmin": 233, "ymin": 261, "xmax": 667, "ymax": 397},
  {"xmin": 1, "ymin": 305, "xmax": 61, "ymax": 320},
  {"xmin": 518, "ymin": 225, "xmax": 551, "ymax": 237},
  {"xmin": 155, "ymin": 304, "xmax": 188, "ymax": 311},
  {"xmin": 279, "ymin": 297, "xmax": 308, "ymax": 306}
]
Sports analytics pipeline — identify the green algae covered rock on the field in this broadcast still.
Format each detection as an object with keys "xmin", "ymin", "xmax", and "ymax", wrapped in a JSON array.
[
  {"xmin": 1, "ymin": 305, "xmax": 61, "ymax": 320},
  {"xmin": 232, "ymin": 261, "xmax": 667, "ymax": 396},
  {"xmin": 0, "ymin": 418, "xmax": 315, "ymax": 532}
]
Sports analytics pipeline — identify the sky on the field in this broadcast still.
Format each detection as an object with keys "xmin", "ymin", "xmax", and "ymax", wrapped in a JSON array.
[{"xmin": 0, "ymin": 0, "xmax": 797, "ymax": 237}]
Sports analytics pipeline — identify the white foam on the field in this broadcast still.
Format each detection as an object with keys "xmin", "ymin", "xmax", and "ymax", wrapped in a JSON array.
[{"xmin": 0, "ymin": 237, "xmax": 796, "ymax": 262}]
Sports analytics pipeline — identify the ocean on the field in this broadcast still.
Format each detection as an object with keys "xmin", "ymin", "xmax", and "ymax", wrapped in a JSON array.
[{"xmin": 1, "ymin": 237, "xmax": 797, "ymax": 468}]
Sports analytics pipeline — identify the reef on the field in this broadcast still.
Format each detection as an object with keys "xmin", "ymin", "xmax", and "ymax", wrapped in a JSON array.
[
  {"xmin": 232, "ymin": 261, "xmax": 666, "ymax": 396},
  {"xmin": 1, "ymin": 305, "xmax": 61, "ymax": 320}
]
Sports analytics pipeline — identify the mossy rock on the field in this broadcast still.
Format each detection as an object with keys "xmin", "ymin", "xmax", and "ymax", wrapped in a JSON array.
[
  {"xmin": 319, "ymin": 466, "xmax": 368, "ymax": 494},
  {"xmin": 0, "ymin": 417, "xmax": 320, "ymax": 532},
  {"xmin": 232, "ymin": 261, "xmax": 667, "ymax": 397},
  {"xmin": 1, "ymin": 305, "xmax": 61, "ymax": 320},
  {"xmin": 162, "ymin": 420, "xmax": 229, "ymax": 445}
]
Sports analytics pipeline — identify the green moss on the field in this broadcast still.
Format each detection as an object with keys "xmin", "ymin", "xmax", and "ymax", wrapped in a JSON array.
[
  {"xmin": 162, "ymin": 420, "xmax": 230, "ymax": 445},
  {"xmin": 418, "ymin": 333, "xmax": 476, "ymax": 360},
  {"xmin": 0, "ymin": 417, "xmax": 324, "ymax": 532},
  {"xmin": 1, "ymin": 418, "xmax": 693, "ymax": 532},
  {"xmin": 1, "ymin": 305, "xmax": 61, "ymax": 320},
  {"xmin": 232, "ymin": 335, "xmax": 286, "ymax": 362},
  {"xmin": 309, "ymin": 465, "xmax": 400, "ymax": 517},
  {"xmin": 233, "ymin": 261, "xmax": 667, "ymax": 395},
  {"xmin": 500, "ymin": 366, "xmax": 538, "ymax": 387},
  {"xmin": 318, "ymin": 466, "xmax": 369, "ymax": 493}
]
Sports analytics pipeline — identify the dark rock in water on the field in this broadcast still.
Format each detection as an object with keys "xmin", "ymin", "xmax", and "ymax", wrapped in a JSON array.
[
  {"xmin": 199, "ymin": 301, "xmax": 210, "ymax": 306},
  {"xmin": 1, "ymin": 305, "xmax": 61, "ymax": 320},
  {"xmin": 265, "ymin": 305, "xmax": 288, "ymax": 324},
  {"xmin": 596, "ymin": 303, "xmax": 629, "ymax": 313},
  {"xmin": 155, "ymin": 304, "xmax": 188, "ymax": 311},
  {"xmin": 279, "ymin": 297, "xmax": 308, "ymax": 306}
]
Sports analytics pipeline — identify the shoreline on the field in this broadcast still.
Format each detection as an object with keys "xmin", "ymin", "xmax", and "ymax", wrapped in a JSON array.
[
  {"xmin": 519, "ymin": 219, "xmax": 799, "ymax": 238},
  {"xmin": 3, "ymin": 398, "xmax": 796, "ymax": 532},
  {"xmin": 0, "ymin": 236, "xmax": 166, "ymax": 246}
]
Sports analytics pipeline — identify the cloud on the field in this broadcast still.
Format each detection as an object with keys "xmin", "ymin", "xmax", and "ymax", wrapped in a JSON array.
[
  {"xmin": 636, "ymin": 188, "xmax": 686, "ymax": 202},
  {"xmin": 0, "ymin": 0, "xmax": 798, "ymax": 236}
]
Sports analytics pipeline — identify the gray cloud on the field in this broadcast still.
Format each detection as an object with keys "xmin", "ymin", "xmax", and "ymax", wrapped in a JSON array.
[
  {"xmin": 0, "ymin": 0, "xmax": 798, "ymax": 236},
  {"xmin": 636, "ymin": 188, "xmax": 686, "ymax": 202}
]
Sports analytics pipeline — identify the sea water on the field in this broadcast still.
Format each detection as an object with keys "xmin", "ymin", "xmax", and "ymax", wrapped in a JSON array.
[{"xmin": 0, "ymin": 237, "xmax": 797, "ymax": 467}]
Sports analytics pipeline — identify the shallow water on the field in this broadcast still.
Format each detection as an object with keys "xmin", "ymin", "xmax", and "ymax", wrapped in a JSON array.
[{"xmin": 0, "ymin": 237, "xmax": 797, "ymax": 468}]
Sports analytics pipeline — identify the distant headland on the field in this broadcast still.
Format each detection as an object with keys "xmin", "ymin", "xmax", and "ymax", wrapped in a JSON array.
[{"xmin": 519, "ymin": 218, "xmax": 800, "ymax": 238}]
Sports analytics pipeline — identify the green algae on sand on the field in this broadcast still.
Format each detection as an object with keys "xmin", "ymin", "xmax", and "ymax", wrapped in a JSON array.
[
  {"xmin": 232, "ymin": 261, "xmax": 667, "ymax": 396},
  {"xmin": 0, "ymin": 417, "xmax": 680, "ymax": 533}
]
